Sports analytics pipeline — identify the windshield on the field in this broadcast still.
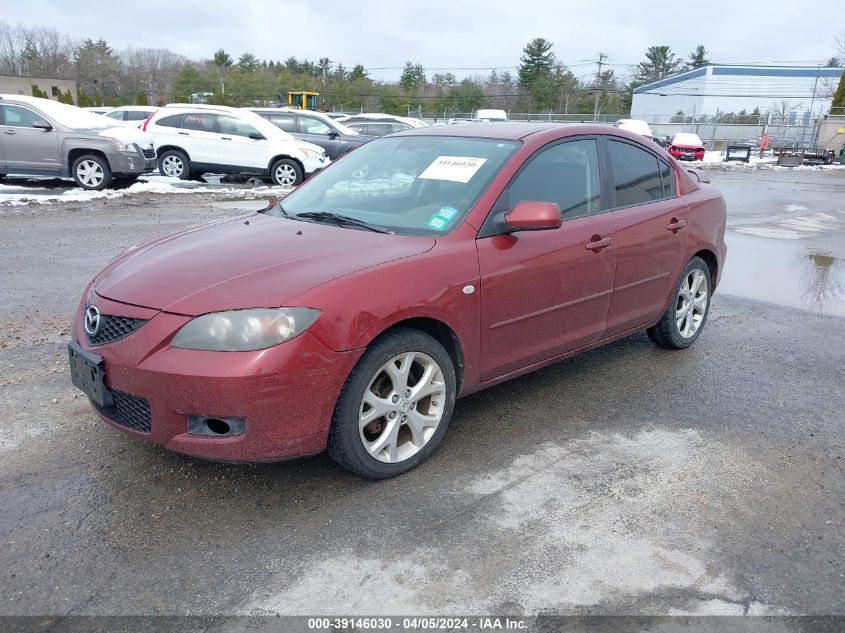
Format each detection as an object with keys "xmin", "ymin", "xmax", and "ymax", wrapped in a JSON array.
[
  {"xmin": 268, "ymin": 135, "xmax": 520, "ymax": 236},
  {"xmin": 29, "ymin": 99, "xmax": 116, "ymax": 129}
]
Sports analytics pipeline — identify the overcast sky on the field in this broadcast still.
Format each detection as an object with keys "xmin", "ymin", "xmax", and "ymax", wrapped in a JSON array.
[{"xmin": 7, "ymin": 0, "xmax": 843, "ymax": 82}]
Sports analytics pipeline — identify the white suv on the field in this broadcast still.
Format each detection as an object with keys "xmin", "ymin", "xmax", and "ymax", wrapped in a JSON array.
[{"xmin": 143, "ymin": 104, "xmax": 329, "ymax": 186}]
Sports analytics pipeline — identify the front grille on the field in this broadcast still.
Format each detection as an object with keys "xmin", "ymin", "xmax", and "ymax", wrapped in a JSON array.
[
  {"xmin": 93, "ymin": 390, "xmax": 152, "ymax": 433},
  {"xmin": 141, "ymin": 147, "xmax": 156, "ymax": 159},
  {"xmin": 86, "ymin": 315, "xmax": 147, "ymax": 346}
]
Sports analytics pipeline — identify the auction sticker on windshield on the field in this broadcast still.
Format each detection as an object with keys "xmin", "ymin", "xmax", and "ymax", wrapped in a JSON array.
[{"xmin": 419, "ymin": 156, "xmax": 487, "ymax": 183}]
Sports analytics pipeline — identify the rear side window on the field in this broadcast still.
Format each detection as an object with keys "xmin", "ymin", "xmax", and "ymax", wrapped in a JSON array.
[
  {"xmin": 658, "ymin": 158, "xmax": 675, "ymax": 198},
  {"xmin": 268, "ymin": 114, "xmax": 297, "ymax": 133},
  {"xmin": 155, "ymin": 113, "xmax": 183, "ymax": 128},
  {"xmin": 507, "ymin": 138, "xmax": 601, "ymax": 220},
  {"xmin": 105, "ymin": 110, "xmax": 125, "ymax": 120},
  {"xmin": 126, "ymin": 110, "xmax": 152, "ymax": 121},
  {"xmin": 182, "ymin": 112, "xmax": 217, "ymax": 132},
  {"xmin": 608, "ymin": 139, "xmax": 664, "ymax": 207}
]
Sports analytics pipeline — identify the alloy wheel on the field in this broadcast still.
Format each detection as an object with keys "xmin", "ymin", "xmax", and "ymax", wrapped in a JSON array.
[
  {"xmin": 76, "ymin": 160, "xmax": 104, "ymax": 188},
  {"xmin": 275, "ymin": 164, "xmax": 297, "ymax": 186},
  {"xmin": 358, "ymin": 352, "xmax": 446, "ymax": 463},
  {"xmin": 161, "ymin": 155, "xmax": 184, "ymax": 178},
  {"xmin": 676, "ymin": 269, "xmax": 708, "ymax": 338}
]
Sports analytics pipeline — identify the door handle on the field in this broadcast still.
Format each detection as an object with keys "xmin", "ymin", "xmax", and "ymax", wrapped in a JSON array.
[
  {"xmin": 585, "ymin": 236, "xmax": 613, "ymax": 251},
  {"xmin": 220, "ymin": 136, "xmax": 232, "ymax": 140},
  {"xmin": 3, "ymin": 129, "xmax": 15, "ymax": 135},
  {"xmin": 178, "ymin": 132, "xmax": 189, "ymax": 136},
  {"xmin": 666, "ymin": 218, "xmax": 687, "ymax": 232}
]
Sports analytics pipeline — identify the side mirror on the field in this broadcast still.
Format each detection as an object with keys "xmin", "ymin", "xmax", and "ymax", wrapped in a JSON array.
[
  {"xmin": 327, "ymin": 129, "xmax": 339, "ymax": 138},
  {"xmin": 248, "ymin": 131, "xmax": 264, "ymax": 140},
  {"xmin": 504, "ymin": 200, "xmax": 562, "ymax": 232},
  {"xmin": 33, "ymin": 121, "xmax": 53, "ymax": 131}
]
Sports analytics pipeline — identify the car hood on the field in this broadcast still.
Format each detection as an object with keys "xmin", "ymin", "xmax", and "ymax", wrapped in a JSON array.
[
  {"xmin": 97, "ymin": 126, "xmax": 155, "ymax": 148},
  {"xmin": 93, "ymin": 213, "xmax": 435, "ymax": 315}
]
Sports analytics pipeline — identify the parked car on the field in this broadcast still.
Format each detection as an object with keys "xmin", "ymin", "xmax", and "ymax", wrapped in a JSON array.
[
  {"xmin": 83, "ymin": 107, "xmax": 114, "ymax": 115},
  {"xmin": 103, "ymin": 106, "xmax": 158, "ymax": 128},
  {"xmin": 615, "ymin": 118, "xmax": 654, "ymax": 139},
  {"xmin": 143, "ymin": 104, "xmax": 329, "ymax": 186},
  {"xmin": 68, "ymin": 123, "xmax": 726, "ymax": 478},
  {"xmin": 667, "ymin": 132, "xmax": 706, "ymax": 161},
  {"xmin": 251, "ymin": 107, "xmax": 369, "ymax": 160},
  {"xmin": 475, "ymin": 108, "xmax": 508, "ymax": 122},
  {"xmin": 344, "ymin": 117, "xmax": 420, "ymax": 137},
  {"xmin": 0, "ymin": 95, "xmax": 156, "ymax": 189}
]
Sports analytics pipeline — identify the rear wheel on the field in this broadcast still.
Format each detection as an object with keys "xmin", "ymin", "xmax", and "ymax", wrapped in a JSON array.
[
  {"xmin": 72, "ymin": 154, "xmax": 113, "ymax": 190},
  {"xmin": 158, "ymin": 150, "xmax": 190, "ymax": 179},
  {"xmin": 327, "ymin": 328, "xmax": 456, "ymax": 479},
  {"xmin": 647, "ymin": 256, "xmax": 712, "ymax": 349},
  {"xmin": 270, "ymin": 158, "xmax": 303, "ymax": 187}
]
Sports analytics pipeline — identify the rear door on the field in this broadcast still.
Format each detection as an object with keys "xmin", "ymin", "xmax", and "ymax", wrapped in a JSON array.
[
  {"xmin": 178, "ymin": 112, "xmax": 220, "ymax": 172},
  {"xmin": 604, "ymin": 138, "xmax": 689, "ymax": 336},
  {"xmin": 0, "ymin": 105, "xmax": 60, "ymax": 175},
  {"xmin": 476, "ymin": 137, "xmax": 618, "ymax": 381}
]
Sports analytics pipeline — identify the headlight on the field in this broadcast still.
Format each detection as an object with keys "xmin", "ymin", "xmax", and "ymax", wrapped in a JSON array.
[
  {"xmin": 301, "ymin": 148, "xmax": 324, "ymax": 160},
  {"xmin": 114, "ymin": 140, "xmax": 136, "ymax": 153},
  {"xmin": 171, "ymin": 308, "xmax": 321, "ymax": 352}
]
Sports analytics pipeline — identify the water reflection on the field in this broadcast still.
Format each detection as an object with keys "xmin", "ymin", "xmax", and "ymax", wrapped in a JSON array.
[
  {"xmin": 718, "ymin": 233, "xmax": 845, "ymax": 317},
  {"xmin": 802, "ymin": 252, "xmax": 843, "ymax": 314}
]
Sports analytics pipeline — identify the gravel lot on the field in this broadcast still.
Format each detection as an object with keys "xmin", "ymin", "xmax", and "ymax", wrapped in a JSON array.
[{"xmin": 0, "ymin": 169, "xmax": 843, "ymax": 621}]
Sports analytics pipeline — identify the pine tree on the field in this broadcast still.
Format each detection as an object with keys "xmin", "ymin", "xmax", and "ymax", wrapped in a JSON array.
[
  {"xmin": 832, "ymin": 72, "xmax": 845, "ymax": 111},
  {"xmin": 635, "ymin": 46, "xmax": 683, "ymax": 84},
  {"xmin": 518, "ymin": 38, "xmax": 555, "ymax": 87},
  {"xmin": 237, "ymin": 52, "xmax": 258, "ymax": 72},
  {"xmin": 688, "ymin": 45, "xmax": 710, "ymax": 69},
  {"xmin": 399, "ymin": 62, "xmax": 426, "ymax": 94}
]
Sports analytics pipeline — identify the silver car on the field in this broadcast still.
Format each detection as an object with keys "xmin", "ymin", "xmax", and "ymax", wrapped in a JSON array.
[{"xmin": 0, "ymin": 95, "xmax": 156, "ymax": 190}]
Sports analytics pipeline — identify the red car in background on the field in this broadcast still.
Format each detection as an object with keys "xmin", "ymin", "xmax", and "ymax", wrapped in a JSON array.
[
  {"xmin": 667, "ymin": 132, "xmax": 706, "ymax": 161},
  {"xmin": 69, "ymin": 123, "xmax": 727, "ymax": 478}
]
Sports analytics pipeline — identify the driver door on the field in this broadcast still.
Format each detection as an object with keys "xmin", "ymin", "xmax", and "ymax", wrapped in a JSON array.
[{"xmin": 476, "ymin": 138, "xmax": 617, "ymax": 381}]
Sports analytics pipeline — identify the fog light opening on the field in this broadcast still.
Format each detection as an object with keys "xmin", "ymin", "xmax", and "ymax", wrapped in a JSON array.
[{"xmin": 206, "ymin": 418, "xmax": 230, "ymax": 435}]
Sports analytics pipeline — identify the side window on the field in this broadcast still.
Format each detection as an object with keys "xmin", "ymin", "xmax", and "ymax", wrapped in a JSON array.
[
  {"xmin": 126, "ymin": 110, "xmax": 151, "ymax": 121},
  {"xmin": 218, "ymin": 115, "xmax": 259, "ymax": 138},
  {"xmin": 182, "ymin": 112, "xmax": 217, "ymax": 133},
  {"xmin": 105, "ymin": 110, "xmax": 125, "ymax": 120},
  {"xmin": 155, "ymin": 113, "xmax": 183, "ymax": 128},
  {"xmin": 608, "ymin": 139, "xmax": 664, "ymax": 206},
  {"xmin": 268, "ymin": 114, "xmax": 297, "ymax": 133},
  {"xmin": 299, "ymin": 117, "xmax": 331, "ymax": 134},
  {"xmin": 2, "ymin": 105, "xmax": 45, "ymax": 128},
  {"xmin": 658, "ymin": 158, "xmax": 675, "ymax": 198},
  {"xmin": 507, "ymin": 139, "xmax": 601, "ymax": 220}
]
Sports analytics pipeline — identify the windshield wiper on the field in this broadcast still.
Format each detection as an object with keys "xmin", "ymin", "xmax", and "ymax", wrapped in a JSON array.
[{"xmin": 295, "ymin": 211, "xmax": 393, "ymax": 234}]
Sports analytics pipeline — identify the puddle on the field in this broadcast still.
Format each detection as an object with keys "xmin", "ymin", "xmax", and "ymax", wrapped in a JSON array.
[{"xmin": 718, "ymin": 233, "xmax": 845, "ymax": 317}]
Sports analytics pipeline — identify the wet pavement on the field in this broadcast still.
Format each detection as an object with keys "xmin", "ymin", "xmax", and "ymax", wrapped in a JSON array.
[{"xmin": 0, "ymin": 169, "xmax": 843, "ymax": 618}]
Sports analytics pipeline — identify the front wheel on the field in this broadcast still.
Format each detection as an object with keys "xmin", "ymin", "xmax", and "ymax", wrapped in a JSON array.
[
  {"xmin": 270, "ymin": 158, "xmax": 303, "ymax": 187},
  {"xmin": 327, "ymin": 328, "xmax": 456, "ymax": 479},
  {"xmin": 72, "ymin": 154, "xmax": 113, "ymax": 190},
  {"xmin": 647, "ymin": 256, "xmax": 712, "ymax": 349}
]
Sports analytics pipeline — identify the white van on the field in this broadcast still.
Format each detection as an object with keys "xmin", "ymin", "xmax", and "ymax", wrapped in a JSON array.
[
  {"xmin": 143, "ymin": 104, "xmax": 329, "ymax": 186},
  {"xmin": 474, "ymin": 109, "xmax": 508, "ymax": 122}
]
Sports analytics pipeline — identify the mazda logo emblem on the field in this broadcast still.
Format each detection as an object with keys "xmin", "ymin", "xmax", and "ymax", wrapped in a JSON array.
[{"xmin": 84, "ymin": 305, "xmax": 101, "ymax": 336}]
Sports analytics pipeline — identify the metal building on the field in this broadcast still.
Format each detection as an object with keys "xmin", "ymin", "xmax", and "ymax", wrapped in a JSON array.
[{"xmin": 631, "ymin": 65, "xmax": 844, "ymax": 123}]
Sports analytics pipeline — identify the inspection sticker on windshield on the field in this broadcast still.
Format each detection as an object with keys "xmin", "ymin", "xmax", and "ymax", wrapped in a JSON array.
[{"xmin": 419, "ymin": 156, "xmax": 487, "ymax": 183}]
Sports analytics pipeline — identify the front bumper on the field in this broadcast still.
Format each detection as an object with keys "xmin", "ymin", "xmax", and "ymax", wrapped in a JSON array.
[
  {"xmin": 70, "ymin": 293, "xmax": 362, "ymax": 462},
  {"xmin": 303, "ymin": 154, "xmax": 330, "ymax": 176},
  {"xmin": 107, "ymin": 148, "xmax": 156, "ymax": 175}
]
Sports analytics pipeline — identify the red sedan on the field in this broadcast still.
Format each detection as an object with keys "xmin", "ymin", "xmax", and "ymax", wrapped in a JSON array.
[
  {"xmin": 667, "ymin": 132, "xmax": 706, "ymax": 161},
  {"xmin": 69, "ymin": 123, "xmax": 727, "ymax": 478}
]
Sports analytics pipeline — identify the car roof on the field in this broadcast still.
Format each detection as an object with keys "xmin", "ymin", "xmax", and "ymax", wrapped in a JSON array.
[
  {"xmin": 110, "ymin": 105, "xmax": 156, "ymax": 111},
  {"xmin": 161, "ymin": 103, "xmax": 238, "ymax": 113},
  {"xmin": 389, "ymin": 121, "xmax": 593, "ymax": 141}
]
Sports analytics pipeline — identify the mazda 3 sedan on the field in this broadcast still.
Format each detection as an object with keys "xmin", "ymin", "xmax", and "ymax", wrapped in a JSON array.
[{"xmin": 69, "ymin": 123, "xmax": 727, "ymax": 478}]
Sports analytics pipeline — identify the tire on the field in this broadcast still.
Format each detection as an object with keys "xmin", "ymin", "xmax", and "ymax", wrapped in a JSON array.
[
  {"xmin": 158, "ymin": 149, "xmax": 191, "ymax": 180},
  {"xmin": 647, "ymin": 256, "xmax": 712, "ymax": 350},
  {"xmin": 71, "ymin": 154, "xmax": 112, "ymax": 190},
  {"xmin": 270, "ymin": 158, "xmax": 303, "ymax": 187},
  {"xmin": 327, "ymin": 327, "xmax": 456, "ymax": 479}
]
